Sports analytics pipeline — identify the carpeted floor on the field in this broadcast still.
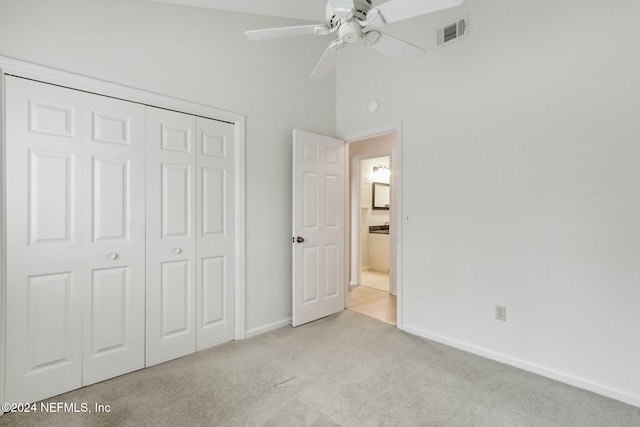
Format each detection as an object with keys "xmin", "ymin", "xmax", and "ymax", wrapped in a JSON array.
[{"xmin": 1, "ymin": 311, "xmax": 639, "ymax": 426}]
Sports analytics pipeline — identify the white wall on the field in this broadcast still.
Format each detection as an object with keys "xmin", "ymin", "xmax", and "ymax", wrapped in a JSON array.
[
  {"xmin": 0, "ymin": 0, "xmax": 336, "ymax": 333},
  {"xmin": 3, "ymin": 0, "xmax": 639, "ymax": 409},
  {"xmin": 337, "ymin": 0, "xmax": 640, "ymax": 406}
]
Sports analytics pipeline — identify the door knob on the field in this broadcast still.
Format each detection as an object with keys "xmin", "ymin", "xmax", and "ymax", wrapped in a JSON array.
[
  {"xmin": 173, "ymin": 247, "xmax": 182, "ymax": 254},
  {"xmin": 108, "ymin": 252, "xmax": 118, "ymax": 260},
  {"xmin": 296, "ymin": 236, "xmax": 305, "ymax": 243}
]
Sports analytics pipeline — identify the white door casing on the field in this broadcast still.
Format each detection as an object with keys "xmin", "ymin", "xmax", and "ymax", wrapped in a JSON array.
[
  {"xmin": 146, "ymin": 107, "xmax": 197, "ymax": 366},
  {"xmin": 292, "ymin": 129, "xmax": 346, "ymax": 327},
  {"xmin": 348, "ymin": 136, "xmax": 397, "ymax": 293},
  {"xmin": 82, "ymin": 93, "xmax": 146, "ymax": 385},
  {"xmin": 0, "ymin": 70, "xmax": 5, "ymax": 415},
  {"xmin": 343, "ymin": 124, "xmax": 403, "ymax": 326}
]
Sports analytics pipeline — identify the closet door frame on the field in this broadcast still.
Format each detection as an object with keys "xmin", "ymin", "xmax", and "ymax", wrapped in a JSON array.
[
  {"xmin": 0, "ymin": 67, "xmax": 6, "ymax": 415},
  {"xmin": 0, "ymin": 56, "xmax": 247, "ymax": 409}
]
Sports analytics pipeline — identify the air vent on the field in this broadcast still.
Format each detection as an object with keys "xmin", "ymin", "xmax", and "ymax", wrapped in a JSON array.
[{"xmin": 437, "ymin": 15, "xmax": 468, "ymax": 47}]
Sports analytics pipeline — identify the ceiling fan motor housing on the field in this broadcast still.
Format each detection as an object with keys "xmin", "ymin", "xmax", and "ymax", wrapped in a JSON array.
[{"xmin": 326, "ymin": 0, "xmax": 372, "ymax": 29}]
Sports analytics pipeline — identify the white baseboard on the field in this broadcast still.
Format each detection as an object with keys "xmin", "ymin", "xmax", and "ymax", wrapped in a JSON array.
[
  {"xmin": 401, "ymin": 324, "xmax": 640, "ymax": 408},
  {"xmin": 245, "ymin": 318, "xmax": 291, "ymax": 339}
]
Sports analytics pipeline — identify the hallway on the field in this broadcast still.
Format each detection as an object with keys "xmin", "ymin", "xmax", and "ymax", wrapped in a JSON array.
[{"xmin": 347, "ymin": 274, "xmax": 396, "ymax": 325}]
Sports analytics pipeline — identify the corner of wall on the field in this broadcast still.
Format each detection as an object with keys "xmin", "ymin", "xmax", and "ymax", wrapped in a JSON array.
[{"xmin": 245, "ymin": 318, "xmax": 292, "ymax": 339}]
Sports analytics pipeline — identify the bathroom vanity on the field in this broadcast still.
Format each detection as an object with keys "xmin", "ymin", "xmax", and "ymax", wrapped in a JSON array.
[{"xmin": 369, "ymin": 225, "xmax": 390, "ymax": 272}]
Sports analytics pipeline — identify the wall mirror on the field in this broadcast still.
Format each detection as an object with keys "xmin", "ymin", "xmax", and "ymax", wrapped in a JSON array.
[{"xmin": 372, "ymin": 182, "xmax": 390, "ymax": 210}]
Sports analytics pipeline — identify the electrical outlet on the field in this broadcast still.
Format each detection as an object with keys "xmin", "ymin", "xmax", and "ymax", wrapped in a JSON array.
[{"xmin": 495, "ymin": 305, "xmax": 506, "ymax": 321}]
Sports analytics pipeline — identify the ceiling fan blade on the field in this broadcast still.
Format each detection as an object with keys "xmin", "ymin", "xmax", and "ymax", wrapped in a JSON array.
[
  {"xmin": 364, "ymin": 32, "xmax": 424, "ymax": 64},
  {"xmin": 245, "ymin": 24, "xmax": 328, "ymax": 42},
  {"xmin": 310, "ymin": 42, "xmax": 340, "ymax": 79},
  {"xmin": 328, "ymin": 0, "xmax": 355, "ymax": 9},
  {"xmin": 372, "ymin": 0, "xmax": 463, "ymax": 26}
]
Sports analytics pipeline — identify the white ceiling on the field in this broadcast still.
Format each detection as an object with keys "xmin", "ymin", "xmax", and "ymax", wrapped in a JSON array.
[{"xmin": 145, "ymin": 0, "xmax": 329, "ymax": 22}]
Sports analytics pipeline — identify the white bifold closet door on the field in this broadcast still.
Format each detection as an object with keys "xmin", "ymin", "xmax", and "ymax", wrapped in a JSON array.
[
  {"xmin": 81, "ymin": 93, "xmax": 146, "ymax": 386},
  {"xmin": 145, "ymin": 107, "xmax": 235, "ymax": 367},
  {"xmin": 4, "ymin": 77, "xmax": 145, "ymax": 403}
]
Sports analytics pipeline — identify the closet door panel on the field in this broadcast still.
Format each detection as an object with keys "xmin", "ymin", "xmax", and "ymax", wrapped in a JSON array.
[
  {"xmin": 5, "ymin": 77, "xmax": 84, "ymax": 403},
  {"xmin": 82, "ymin": 94, "xmax": 146, "ymax": 385},
  {"xmin": 28, "ymin": 273, "xmax": 76, "ymax": 365},
  {"xmin": 29, "ymin": 151, "xmax": 74, "ymax": 243},
  {"xmin": 196, "ymin": 118, "xmax": 235, "ymax": 350},
  {"xmin": 162, "ymin": 163, "xmax": 191, "ymax": 237},
  {"xmin": 146, "ymin": 107, "xmax": 197, "ymax": 366},
  {"xmin": 161, "ymin": 260, "xmax": 191, "ymax": 335},
  {"xmin": 92, "ymin": 157, "xmax": 129, "ymax": 241},
  {"xmin": 90, "ymin": 267, "xmax": 128, "ymax": 350}
]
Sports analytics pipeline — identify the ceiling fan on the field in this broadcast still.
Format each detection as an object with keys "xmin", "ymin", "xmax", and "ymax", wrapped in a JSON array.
[{"xmin": 245, "ymin": 0, "xmax": 464, "ymax": 79}]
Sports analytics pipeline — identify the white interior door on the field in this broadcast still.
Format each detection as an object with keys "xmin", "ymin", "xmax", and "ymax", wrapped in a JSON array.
[
  {"xmin": 195, "ymin": 117, "xmax": 235, "ymax": 350},
  {"xmin": 146, "ymin": 107, "xmax": 197, "ymax": 366},
  {"xmin": 292, "ymin": 129, "xmax": 346, "ymax": 327},
  {"xmin": 82, "ymin": 93, "xmax": 146, "ymax": 385},
  {"xmin": 5, "ymin": 77, "xmax": 85, "ymax": 403}
]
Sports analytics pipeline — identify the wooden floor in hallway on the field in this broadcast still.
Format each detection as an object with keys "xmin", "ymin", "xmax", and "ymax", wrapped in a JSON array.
[
  {"xmin": 359, "ymin": 269, "xmax": 390, "ymax": 292},
  {"xmin": 347, "ymin": 283, "xmax": 397, "ymax": 325}
]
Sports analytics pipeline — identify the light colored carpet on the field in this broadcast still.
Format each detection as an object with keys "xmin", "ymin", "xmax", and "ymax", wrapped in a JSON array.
[
  {"xmin": 1, "ymin": 311, "xmax": 639, "ymax": 426},
  {"xmin": 360, "ymin": 269, "xmax": 389, "ymax": 292}
]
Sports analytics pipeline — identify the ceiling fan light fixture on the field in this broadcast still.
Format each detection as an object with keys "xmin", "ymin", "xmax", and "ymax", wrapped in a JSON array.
[{"xmin": 338, "ymin": 21, "xmax": 362, "ymax": 43}]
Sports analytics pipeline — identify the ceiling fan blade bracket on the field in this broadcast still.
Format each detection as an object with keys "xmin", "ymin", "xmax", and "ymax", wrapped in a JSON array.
[
  {"xmin": 333, "ymin": 8, "xmax": 355, "ymax": 21},
  {"xmin": 361, "ymin": 9, "xmax": 386, "ymax": 28},
  {"xmin": 329, "ymin": 39, "xmax": 345, "ymax": 50},
  {"xmin": 362, "ymin": 31, "xmax": 380, "ymax": 47}
]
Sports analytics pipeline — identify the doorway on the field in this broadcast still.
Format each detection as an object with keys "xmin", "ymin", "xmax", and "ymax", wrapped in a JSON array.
[
  {"xmin": 345, "ymin": 131, "xmax": 399, "ymax": 325},
  {"xmin": 290, "ymin": 126, "xmax": 401, "ymax": 328}
]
